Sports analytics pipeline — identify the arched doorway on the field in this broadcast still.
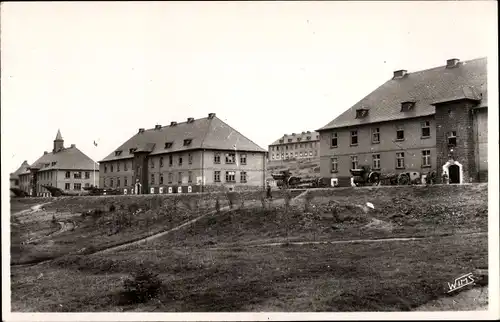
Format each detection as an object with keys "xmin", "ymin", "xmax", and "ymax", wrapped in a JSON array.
[
  {"xmin": 135, "ymin": 183, "xmax": 142, "ymax": 195},
  {"xmin": 449, "ymin": 165, "xmax": 460, "ymax": 184}
]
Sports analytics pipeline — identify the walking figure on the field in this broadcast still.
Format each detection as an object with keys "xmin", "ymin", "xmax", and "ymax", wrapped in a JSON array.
[{"xmin": 266, "ymin": 183, "xmax": 272, "ymax": 199}]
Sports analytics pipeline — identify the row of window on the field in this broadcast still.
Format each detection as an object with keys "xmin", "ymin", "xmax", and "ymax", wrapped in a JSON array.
[
  {"xmin": 104, "ymin": 152, "xmax": 248, "ymax": 173},
  {"xmin": 330, "ymin": 121, "xmax": 432, "ymax": 147},
  {"xmin": 330, "ymin": 150, "xmax": 432, "ymax": 172},
  {"xmin": 103, "ymin": 171, "xmax": 249, "ymax": 188},
  {"xmin": 270, "ymin": 141, "xmax": 318, "ymax": 151},
  {"xmin": 63, "ymin": 182, "xmax": 91, "ymax": 190},
  {"xmin": 271, "ymin": 150, "xmax": 317, "ymax": 160},
  {"xmin": 64, "ymin": 171, "xmax": 91, "ymax": 179}
]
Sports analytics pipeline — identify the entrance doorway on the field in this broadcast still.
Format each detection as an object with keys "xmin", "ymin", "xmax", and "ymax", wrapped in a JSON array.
[
  {"xmin": 135, "ymin": 183, "xmax": 142, "ymax": 194},
  {"xmin": 449, "ymin": 165, "xmax": 460, "ymax": 184}
]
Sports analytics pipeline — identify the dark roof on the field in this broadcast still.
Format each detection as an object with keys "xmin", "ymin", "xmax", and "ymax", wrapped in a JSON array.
[
  {"xmin": 100, "ymin": 115, "xmax": 266, "ymax": 162},
  {"xmin": 10, "ymin": 161, "xmax": 30, "ymax": 180},
  {"xmin": 270, "ymin": 131, "xmax": 320, "ymax": 146},
  {"xmin": 318, "ymin": 57, "xmax": 487, "ymax": 131},
  {"xmin": 19, "ymin": 146, "xmax": 99, "ymax": 175}
]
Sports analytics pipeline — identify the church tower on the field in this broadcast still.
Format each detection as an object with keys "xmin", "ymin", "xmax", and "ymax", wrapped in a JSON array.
[{"xmin": 53, "ymin": 129, "xmax": 64, "ymax": 153}]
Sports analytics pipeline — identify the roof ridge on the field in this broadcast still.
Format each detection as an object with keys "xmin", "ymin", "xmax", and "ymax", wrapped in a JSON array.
[
  {"xmin": 143, "ymin": 116, "xmax": 210, "ymax": 132},
  {"xmin": 397, "ymin": 57, "xmax": 487, "ymax": 77}
]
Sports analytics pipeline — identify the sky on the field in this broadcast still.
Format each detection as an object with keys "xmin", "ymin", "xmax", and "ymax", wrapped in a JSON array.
[{"xmin": 2, "ymin": 1, "xmax": 497, "ymax": 172}]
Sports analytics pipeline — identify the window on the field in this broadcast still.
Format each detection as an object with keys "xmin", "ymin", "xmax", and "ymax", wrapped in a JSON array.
[
  {"xmin": 240, "ymin": 171, "xmax": 247, "ymax": 183},
  {"xmin": 331, "ymin": 157, "xmax": 338, "ymax": 173},
  {"xmin": 151, "ymin": 174, "xmax": 155, "ymax": 184},
  {"xmin": 288, "ymin": 138, "xmax": 292, "ymax": 143},
  {"xmin": 356, "ymin": 108, "xmax": 369, "ymax": 118},
  {"xmin": 401, "ymin": 101, "xmax": 415, "ymax": 112},
  {"xmin": 115, "ymin": 150, "xmax": 122, "ymax": 156},
  {"xmin": 448, "ymin": 131, "xmax": 457, "ymax": 147},
  {"xmin": 372, "ymin": 128, "xmax": 380, "ymax": 143},
  {"xmin": 159, "ymin": 174, "xmax": 163, "ymax": 184},
  {"xmin": 214, "ymin": 171, "xmax": 221, "ymax": 182},
  {"xmin": 178, "ymin": 155, "xmax": 183, "ymax": 166},
  {"xmin": 110, "ymin": 165, "xmax": 114, "ymax": 172},
  {"xmin": 272, "ymin": 154, "xmax": 275, "ymax": 160},
  {"xmin": 124, "ymin": 178, "xmax": 128, "ymax": 186},
  {"xmin": 169, "ymin": 155, "xmax": 173, "ymax": 166},
  {"xmin": 178, "ymin": 172, "xmax": 182, "ymax": 184},
  {"xmin": 183, "ymin": 139, "xmax": 192, "ymax": 146},
  {"xmin": 285, "ymin": 153, "xmax": 289, "ymax": 159},
  {"xmin": 372, "ymin": 154, "xmax": 381, "ymax": 170},
  {"xmin": 396, "ymin": 126, "xmax": 405, "ymax": 141},
  {"xmin": 110, "ymin": 178, "xmax": 114, "ymax": 187},
  {"xmin": 331, "ymin": 133, "xmax": 338, "ymax": 147},
  {"xmin": 299, "ymin": 152, "xmax": 303, "ymax": 157},
  {"xmin": 104, "ymin": 165, "xmax": 107, "ymax": 173},
  {"xmin": 285, "ymin": 145, "xmax": 289, "ymax": 150},
  {"xmin": 151, "ymin": 159, "xmax": 155, "ymax": 168},
  {"xmin": 188, "ymin": 171, "xmax": 192, "ymax": 183},
  {"xmin": 164, "ymin": 142, "xmax": 173, "ymax": 149},
  {"xmin": 225, "ymin": 152, "xmax": 235, "ymax": 164},
  {"xmin": 297, "ymin": 138, "xmax": 302, "ymax": 142},
  {"xmin": 65, "ymin": 183, "xmax": 70, "ymax": 190},
  {"xmin": 168, "ymin": 173, "xmax": 173, "ymax": 184},
  {"xmin": 124, "ymin": 162, "xmax": 128, "ymax": 171},
  {"xmin": 350, "ymin": 130, "xmax": 358, "ymax": 145},
  {"xmin": 421, "ymin": 121, "xmax": 431, "ymax": 138},
  {"xmin": 214, "ymin": 152, "xmax": 221, "ymax": 164},
  {"xmin": 188, "ymin": 153, "xmax": 193, "ymax": 165},
  {"xmin": 117, "ymin": 178, "xmax": 121, "ymax": 187},
  {"xmin": 65, "ymin": 171, "xmax": 70, "ymax": 178},
  {"xmin": 160, "ymin": 157, "xmax": 164, "ymax": 167},
  {"xmin": 225, "ymin": 171, "xmax": 236, "ymax": 182},
  {"xmin": 74, "ymin": 171, "xmax": 82, "ymax": 179},
  {"xmin": 117, "ymin": 162, "xmax": 120, "ymax": 172},
  {"xmin": 351, "ymin": 155, "xmax": 359, "ymax": 169},
  {"xmin": 51, "ymin": 162, "xmax": 57, "ymax": 166},
  {"xmin": 240, "ymin": 153, "xmax": 247, "ymax": 165},
  {"xmin": 422, "ymin": 150, "xmax": 431, "ymax": 167},
  {"xmin": 306, "ymin": 136, "xmax": 311, "ymax": 141},
  {"xmin": 85, "ymin": 171, "xmax": 90, "ymax": 179},
  {"xmin": 129, "ymin": 148, "xmax": 137, "ymax": 154},
  {"xmin": 396, "ymin": 152, "xmax": 405, "ymax": 169},
  {"xmin": 309, "ymin": 151, "xmax": 313, "ymax": 156}
]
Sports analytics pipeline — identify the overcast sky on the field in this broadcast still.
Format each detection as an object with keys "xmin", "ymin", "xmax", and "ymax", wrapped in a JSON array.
[{"xmin": 2, "ymin": 1, "xmax": 497, "ymax": 172}]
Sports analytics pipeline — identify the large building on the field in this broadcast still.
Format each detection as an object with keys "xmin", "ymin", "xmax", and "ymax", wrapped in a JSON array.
[
  {"xmin": 99, "ymin": 113, "xmax": 267, "ymax": 194},
  {"xmin": 17, "ymin": 130, "xmax": 99, "ymax": 197},
  {"xmin": 317, "ymin": 57, "xmax": 488, "ymax": 187},
  {"xmin": 10, "ymin": 160, "xmax": 30, "ymax": 196},
  {"xmin": 268, "ymin": 131, "xmax": 320, "ymax": 163}
]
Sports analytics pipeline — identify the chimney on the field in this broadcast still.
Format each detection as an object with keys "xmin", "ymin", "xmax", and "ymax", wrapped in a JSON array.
[
  {"xmin": 307, "ymin": 131, "xmax": 311, "ymax": 134},
  {"xmin": 302, "ymin": 131, "xmax": 305, "ymax": 134},
  {"xmin": 155, "ymin": 124, "xmax": 162, "ymax": 130},
  {"xmin": 187, "ymin": 117, "xmax": 194, "ymax": 123},
  {"xmin": 44, "ymin": 151, "xmax": 48, "ymax": 155},
  {"xmin": 70, "ymin": 144, "xmax": 75, "ymax": 148},
  {"xmin": 292, "ymin": 133, "xmax": 296, "ymax": 136},
  {"xmin": 393, "ymin": 70, "xmax": 407, "ymax": 79},
  {"xmin": 208, "ymin": 113, "xmax": 216, "ymax": 119},
  {"xmin": 170, "ymin": 121, "xmax": 177, "ymax": 126},
  {"xmin": 138, "ymin": 128, "xmax": 145, "ymax": 133},
  {"xmin": 446, "ymin": 58, "xmax": 460, "ymax": 68}
]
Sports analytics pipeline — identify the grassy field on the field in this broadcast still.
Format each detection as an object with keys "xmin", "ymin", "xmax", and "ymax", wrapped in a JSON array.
[{"xmin": 10, "ymin": 184, "xmax": 489, "ymax": 312}]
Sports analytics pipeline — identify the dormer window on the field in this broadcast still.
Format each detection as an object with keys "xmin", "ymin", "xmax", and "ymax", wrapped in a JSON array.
[
  {"xmin": 306, "ymin": 136, "xmax": 311, "ymax": 140},
  {"xmin": 183, "ymin": 139, "xmax": 193, "ymax": 146},
  {"xmin": 355, "ymin": 108, "xmax": 369, "ymax": 118},
  {"xmin": 401, "ymin": 101, "xmax": 415, "ymax": 112},
  {"xmin": 297, "ymin": 138, "xmax": 302, "ymax": 142},
  {"xmin": 287, "ymin": 139, "xmax": 292, "ymax": 143},
  {"xmin": 129, "ymin": 148, "xmax": 137, "ymax": 154},
  {"xmin": 115, "ymin": 150, "xmax": 123, "ymax": 156},
  {"xmin": 279, "ymin": 139, "xmax": 284, "ymax": 144},
  {"xmin": 164, "ymin": 142, "xmax": 173, "ymax": 149},
  {"xmin": 51, "ymin": 162, "xmax": 57, "ymax": 166}
]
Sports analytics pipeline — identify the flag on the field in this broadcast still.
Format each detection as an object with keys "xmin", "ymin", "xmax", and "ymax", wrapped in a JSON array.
[{"xmin": 93, "ymin": 141, "xmax": 98, "ymax": 147}]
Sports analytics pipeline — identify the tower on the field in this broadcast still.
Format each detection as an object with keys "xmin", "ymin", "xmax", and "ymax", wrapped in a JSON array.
[{"xmin": 53, "ymin": 129, "xmax": 64, "ymax": 153}]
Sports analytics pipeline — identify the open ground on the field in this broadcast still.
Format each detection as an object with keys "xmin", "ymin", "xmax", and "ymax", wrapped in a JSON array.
[{"xmin": 10, "ymin": 184, "xmax": 488, "ymax": 312}]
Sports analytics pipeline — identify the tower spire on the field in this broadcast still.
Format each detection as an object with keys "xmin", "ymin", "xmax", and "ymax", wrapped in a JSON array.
[
  {"xmin": 55, "ymin": 129, "xmax": 63, "ymax": 141},
  {"xmin": 53, "ymin": 129, "xmax": 64, "ymax": 153}
]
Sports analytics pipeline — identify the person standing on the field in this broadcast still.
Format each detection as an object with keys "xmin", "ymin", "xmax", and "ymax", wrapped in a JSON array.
[{"xmin": 266, "ymin": 183, "xmax": 272, "ymax": 199}]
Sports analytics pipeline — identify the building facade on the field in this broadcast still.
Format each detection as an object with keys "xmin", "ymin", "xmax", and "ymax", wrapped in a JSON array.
[
  {"xmin": 17, "ymin": 130, "xmax": 100, "ymax": 197},
  {"xmin": 268, "ymin": 131, "xmax": 320, "ymax": 163},
  {"xmin": 99, "ymin": 113, "xmax": 267, "ymax": 194},
  {"xmin": 317, "ymin": 57, "xmax": 488, "ymax": 187}
]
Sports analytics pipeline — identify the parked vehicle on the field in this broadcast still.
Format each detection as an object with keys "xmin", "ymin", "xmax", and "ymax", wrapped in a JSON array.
[{"xmin": 349, "ymin": 166, "xmax": 437, "ymax": 187}]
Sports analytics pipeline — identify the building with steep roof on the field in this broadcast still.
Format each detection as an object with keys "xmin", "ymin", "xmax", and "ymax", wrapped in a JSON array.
[
  {"xmin": 268, "ymin": 131, "xmax": 320, "ymax": 163},
  {"xmin": 10, "ymin": 160, "xmax": 30, "ymax": 196},
  {"xmin": 317, "ymin": 57, "xmax": 488, "ymax": 186},
  {"xmin": 99, "ymin": 113, "xmax": 267, "ymax": 194},
  {"xmin": 17, "ymin": 130, "xmax": 99, "ymax": 196}
]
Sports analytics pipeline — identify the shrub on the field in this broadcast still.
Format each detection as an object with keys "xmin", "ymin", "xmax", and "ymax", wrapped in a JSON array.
[
  {"xmin": 109, "ymin": 204, "xmax": 116, "ymax": 213},
  {"xmin": 215, "ymin": 197, "xmax": 221, "ymax": 214},
  {"xmin": 122, "ymin": 266, "xmax": 163, "ymax": 303}
]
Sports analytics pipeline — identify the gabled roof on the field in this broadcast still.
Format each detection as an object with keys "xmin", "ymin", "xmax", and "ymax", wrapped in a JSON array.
[
  {"xmin": 10, "ymin": 161, "xmax": 30, "ymax": 180},
  {"xmin": 270, "ymin": 131, "xmax": 320, "ymax": 146},
  {"xmin": 318, "ymin": 57, "xmax": 487, "ymax": 131},
  {"xmin": 100, "ymin": 115, "xmax": 266, "ymax": 162},
  {"xmin": 19, "ymin": 146, "xmax": 98, "ymax": 175}
]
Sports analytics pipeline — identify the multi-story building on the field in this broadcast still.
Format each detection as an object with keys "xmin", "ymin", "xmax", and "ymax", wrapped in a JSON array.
[
  {"xmin": 10, "ymin": 160, "xmax": 30, "ymax": 196},
  {"xmin": 99, "ymin": 113, "xmax": 267, "ymax": 194},
  {"xmin": 317, "ymin": 57, "xmax": 488, "ymax": 187},
  {"xmin": 17, "ymin": 130, "xmax": 99, "ymax": 197},
  {"xmin": 268, "ymin": 131, "xmax": 320, "ymax": 163}
]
